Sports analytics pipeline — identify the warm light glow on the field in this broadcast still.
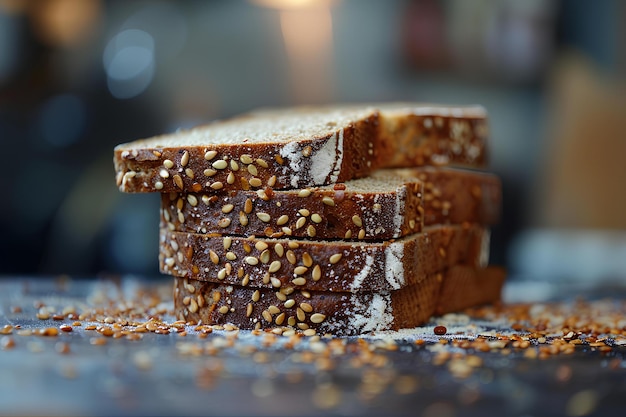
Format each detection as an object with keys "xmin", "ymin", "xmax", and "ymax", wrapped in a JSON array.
[
  {"xmin": 278, "ymin": 3, "xmax": 335, "ymax": 103},
  {"xmin": 251, "ymin": 0, "xmax": 333, "ymax": 11},
  {"xmin": 30, "ymin": 0, "xmax": 101, "ymax": 47}
]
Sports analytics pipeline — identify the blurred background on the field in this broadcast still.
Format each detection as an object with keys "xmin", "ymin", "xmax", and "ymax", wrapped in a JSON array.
[{"xmin": 1, "ymin": 0, "xmax": 625, "ymax": 286}]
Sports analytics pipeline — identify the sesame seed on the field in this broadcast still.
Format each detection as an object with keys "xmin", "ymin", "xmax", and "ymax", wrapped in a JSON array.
[
  {"xmin": 163, "ymin": 159, "xmax": 174, "ymax": 169},
  {"xmin": 260, "ymin": 249, "xmax": 270, "ymax": 264},
  {"xmin": 310, "ymin": 313, "xmax": 326, "ymax": 323},
  {"xmin": 298, "ymin": 254, "xmax": 312, "ymax": 269},
  {"xmin": 242, "ymin": 274, "xmax": 250, "ymax": 286},
  {"xmin": 239, "ymin": 212, "xmax": 249, "ymax": 226},
  {"xmin": 307, "ymin": 225, "xmax": 316, "ymax": 237},
  {"xmin": 275, "ymin": 292, "xmax": 287, "ymax": 301},
  {"xmin": 223, "ymin": 237, "xmax": 232, "ymax": 250},
  {"xmin": 204, "ymin": 150, "xmax": 217, "ymax": 160},
  {"xmin": 288, "ymin": 241, "xmax": 299, "ymax": 249},
  {"xmin": 281, "ymin": 227, "xmax": 292, "ymax": 235},
  {"xmin": 246, "ymin": 303, "xmax": 253, "ymax": 317},
  {"xmin": 274, "ymin": 244, "xmax": 284, "ymax": 257},
  {"xmin": 240, "ymin": 154, "xmax": 253, "ymax": 164},
  {"xmin": 294, "ymin": 266, "xmax": 308, "ymax": 275},
  {"xmin": 292, "ymin": 277, "xmax": 306, "ymax": 286},
  {"xmin": 322, "ymin": 196, "xmax": 334, "ymax": 206},
  {"xmin": 159, "ymin": 169, "xmax": 170, "ymax": 179},
  {"xmin": 270, "ymin": 277, "xmax": 281, "ymax": 288},
  {"xmin": 219, "ymin": 305, "xmax": 229, "ymax": 314},
  {"xmin": 230, "ymin": 160, "xmax": 239, "ymax": 171},
  {"xmin": 243, "ymin": 199, "xmax": 253, "ymax": 214},
  {"xmin": 302, "ymin": 145, "xmax": 312, "ymax": 157},
  {"xmin": 300, "ymin": 303, "xmax": 313, "ymax": 313},
  {"xmin": 227, "ymin": 172, "xmax": 235, "ymax": 184},
  {"xmin": 298, "ymin": 189, "xmax": 311, "ymax": 197},
  {"xmin": 287, "ymin": 316, "xmax": 296, "ymax": 326},
  {"xmin": 298, "ymin": 209, "xmax": 310, "ymax": 217},
  {"xmin": 268, "ymin": 306, "xmax": 280, "ymax": 315},
  {"xmin": 245, "ymin": 256, "xmax": 259, "ymax": 265},
  {"xmin": 226, "ymin": 251, "xmax": 237, "ymax": 261},
  {"xmin": 187, "ymin": 195, "xmax": 198, "ymax": 207},
  {"xmin": 344, "ymin": 230, "xmax": 352, "ymax": 239},
  {"xmin": 181, "ymin": 151, "xmax": 190, "ymax": 167},
  {"xmin": 217, "ymin": 269, "xmax": 227, "ymax": 280},
  {"xmin": 212, "ymin": 160, "xmax": 228, "ymax": 169},
  {"xmin": 267, "ymin": 175, "xmax": 277, "ymax": 187},
  {"xmin": 218, "ymin": 218, "xmax": 231, "ymax": 228},
  {"xmin": 303, "ymin": 329, "xmax": 316, "ymax": 337},
  {"xmin": 256, "ymin": 190, "xmax": 269, "ymax": 201},
  {"xmin": 409, "ymin": 219, "xmax": 416, "ymax": 229},
  {"xmin": 352, "ymin": 215, "xmax": 363, "ymax": 227},
  {"xmin": 276, "ymin": 215, "xmax": 289, "ymax": 226},
  {"xmin": 312, "ymin": 265, "xmax": 322, "ymax": 281},
  {"xmin": 222, "ymin": 204, "xmax": 234, "ymax": 214},
  {"xmin": 256, "ymin": 158, "xmax": 268, "ymax": 168},
  {"xmin": 257, "ymin": 212, "xmax": 271, "ymax": 222},
  {"xmin": 204, "ymin": 169, "xmax": 217, "ymax": 177},
  {"xmin": 210, "ymin": 182, "xmax": 224, "ymax": 190},
  {"xmin": 188, "ymin": 298, "xmax": 198, "ymax": 313},
  {"xmin": 247, "ymin": 164, "xmax": 258, "ymax": 176},
  {"xmin": 262, "ymin": 310, "xmax": 272, "ymax": 322},
  {"xmin": 275, "ymin": 313, "xmax": 286, "ymax": 325},
  {"xmin": 249, "ymin": 178, "xmax": 262, "ymax": 187},
  {"xmin": 252, "ymin": 290, "xmax": 260, "ymax": 302},
  {"xmin": 358, "ymin": 229, "xmax": 365, "ymax": 239},
  {"xmin": 155, "ymin": 181, "xmax": 164, "ymax": 190},
  {"xmin": 295, "ymin": 217, "xmax": 306, "ymax": 229},
  {"xmin": 296, "ymin": 308, "xmax": 305, "ymax": 321},
  {"xmin": 286, "ymin": 250, "xmax": 296, "ymax": 265},
  {"xmin": 329, "ymin": 253, "xmax": 342, "ymax": 264},
  {"xmin": 209, "ymin": 250, "xmax": 219, "ymax": 264},
  {"xmin": 284, "ymin": 299, "xmax": 296, "ymax": 308}
]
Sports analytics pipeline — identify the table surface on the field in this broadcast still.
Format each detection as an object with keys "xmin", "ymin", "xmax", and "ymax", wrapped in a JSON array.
[{"xmin": 1, "ymin": 276, "xmax": 625, "ymax": 417}]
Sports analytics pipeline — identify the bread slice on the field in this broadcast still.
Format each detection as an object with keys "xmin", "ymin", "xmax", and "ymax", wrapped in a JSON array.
[
  {"xmin": 115, "ymin": 104, "xmax": 488, "ymax": 193},
  {"xmin": 161, "ymin": 166, "xmax": 501, "ymax": 240},
  {"xmin": 173, "ymin": 265, "xmax": 504, "ymax": 336},
  {"xmin": 159, "ymin": 224, "xmax": 489, "ymax": 292}
]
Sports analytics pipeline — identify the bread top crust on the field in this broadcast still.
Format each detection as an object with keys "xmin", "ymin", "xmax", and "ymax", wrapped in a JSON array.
[{"xmin": 114, "ymin": 103, "xmax": 489, "ymax": 193}]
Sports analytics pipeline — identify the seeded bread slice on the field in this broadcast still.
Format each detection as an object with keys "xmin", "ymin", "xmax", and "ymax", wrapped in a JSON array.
[
  {"xmin": 114, "ymin": 104, "xmax": 488, "ymax": 193},
  {"xmin": 161, "ymin": 166, "xmax": 501, "ymax": 240},
  {"xmin": 159, "ymin": 224, "xmax": 489, "ymax": 293},
  {"xmin": 115, "ymin": 108, "xmax": 380, "ymax": 193},
  {"xmin": 173, "ymin": 265, "xmax": 504, "ymax": 336}
]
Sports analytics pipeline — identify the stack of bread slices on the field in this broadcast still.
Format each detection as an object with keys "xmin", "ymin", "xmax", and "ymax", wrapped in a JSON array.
[{"xmin": 114, "ymin": 104, "xmax": 504, "ymax": 336}]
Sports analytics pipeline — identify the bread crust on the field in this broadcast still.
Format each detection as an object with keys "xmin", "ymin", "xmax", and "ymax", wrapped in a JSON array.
[
  {"xmin": 159, "ymin": 224, "xmax": 488, "ymax": 292},
  {"xmin": 161, "ymin": 167, "xmax": 500, "ymax": 240},
  {"xmin": 173, "ymin": 265, "xmax": 504, "ymax": 336}
]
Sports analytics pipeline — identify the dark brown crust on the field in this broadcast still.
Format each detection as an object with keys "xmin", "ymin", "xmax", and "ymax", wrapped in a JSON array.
[
  {"xmin": 434, "ymin": 265, "xmax": 506, "ymax": 315},
  {"xmin": 160, "ymin": 167, "xmax": 500, "ymax": 240},
  {"xmin": 173, "ymin": 266, "xmax": 505, "ymax": 336},
  {"xmin": 159, "ymin": 225, "xmax": 487, "ymax": 292},
  {"xmin": 114, "ymin": 106, "xmax": 489, "ymax": 194},
  {"xmin": 115, "ymin": 113, "xmax": 380, "ymax": 193}
]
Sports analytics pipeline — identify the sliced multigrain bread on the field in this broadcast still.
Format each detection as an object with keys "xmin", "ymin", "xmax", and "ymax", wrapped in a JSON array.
[
  {"xmin": 159, "ymin": 224, "xmax": 489, "ymax": 292},
  {"xmin": 173, "ymin": 265, "xmax": 504, "ymax": 336},
  {"xmin": 161, "ymin": 166, "xmax": 501, "ymax": 240},
  {"xmin": 115, "ymin": 104, "xmax": 488, "ymax": 193}
]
